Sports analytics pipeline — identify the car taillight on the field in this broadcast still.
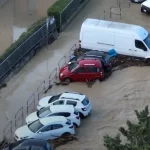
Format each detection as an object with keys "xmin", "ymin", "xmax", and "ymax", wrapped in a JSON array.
[
  {"xmin": 69, "ymin": 125, "xmax": 73, "ymax": 128},
  {"xmin": 82, "ymin": 108, "xmax": 86, "ymax": 111},
  {"xmin": 76, "ymin": 116, "xmax": 80, "ymax": 119},
  {"xmin": 79, "ymin": 40, "xmax": 81, "ymax": 48}
]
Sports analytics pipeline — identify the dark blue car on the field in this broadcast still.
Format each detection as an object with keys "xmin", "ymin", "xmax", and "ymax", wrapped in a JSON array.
[{"xmin": 70, "ymin": 49, "xmax": 117, "ymax": 71}]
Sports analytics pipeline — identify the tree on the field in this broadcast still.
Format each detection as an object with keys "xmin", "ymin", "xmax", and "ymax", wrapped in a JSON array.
[{"xmin": 104, "ymin": 106, "xmax": 150, "ymax": 150}]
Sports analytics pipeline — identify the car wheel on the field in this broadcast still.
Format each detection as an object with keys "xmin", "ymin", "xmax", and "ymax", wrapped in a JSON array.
[
  {"xmin": 79, "ymin": 112, "xmax": 84, "ymax": 119},
  {"xmin": 61, "ymin": 132, "xmax": 71, "ymax": 138},
  {"xmin": 73, "ymin": 123, "xmax": 79, "ymax": 128},
  {"xmin": 64, "ymin": 78, "xmax": 71, "ymax": 83}
]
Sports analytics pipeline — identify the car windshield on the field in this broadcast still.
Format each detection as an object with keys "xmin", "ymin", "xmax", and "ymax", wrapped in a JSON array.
[
  {"xmin": 68, "ymin": 62, "xmax": 78, "ymax": 71},
  {"xmin": 144, "ymin": 35, "xmax": 150, "ymax": 49},
  {"xmin": 28, "ymin": 120, "xmax": 44, "ymax": 133},
  {"xmin": 37, "ymin": 107, "xmax": 51, "ymax": 118},
  {"xmin": 48, "ymin": 94, "xmax": 62, "ymax": 103}
]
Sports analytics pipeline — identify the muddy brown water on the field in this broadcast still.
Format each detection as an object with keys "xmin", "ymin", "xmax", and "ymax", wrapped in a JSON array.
[{"xmin": 0, "ymin": 0, "xmax": 55, "ymax": 56}]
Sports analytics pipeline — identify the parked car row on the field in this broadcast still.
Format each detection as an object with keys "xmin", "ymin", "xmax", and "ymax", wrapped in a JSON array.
[
  {"xmin": 14, "ymin": 92, "xmax": 92, "ymax": 142},
  {"xmin": 59, "ymin": 49, "xmax": 117, "ymax": 83}
]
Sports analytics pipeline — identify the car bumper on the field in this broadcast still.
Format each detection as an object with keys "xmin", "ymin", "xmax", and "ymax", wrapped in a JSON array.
[
  {"xmin": 82, "ymin": 106, "xmax": 92, "ymax": 117},
  {"xmin": 74, "ymin": 118, "xmax": 81, "ymax": 127}
]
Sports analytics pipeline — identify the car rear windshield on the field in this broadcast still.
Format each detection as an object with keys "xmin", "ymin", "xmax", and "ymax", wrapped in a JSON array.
[
  {"xmin": 37, "ymin": 107, "xmax": 51, "ymax": 118},
  {"xmin": 81, "ymin": 97, "xmax": 89, "ymax": 106},
  {"xmin": 28, "ymin": 120, "xmax": 44, "ymax": 133}
]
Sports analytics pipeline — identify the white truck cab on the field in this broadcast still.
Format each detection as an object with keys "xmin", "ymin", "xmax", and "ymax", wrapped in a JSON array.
[
  {"xmin": 141, "ymin": 0, "xmax": 150, "ymax": 13},
  {"xmin": 79, "ymin": 18, "xmax": 150, "ymax": 59}
]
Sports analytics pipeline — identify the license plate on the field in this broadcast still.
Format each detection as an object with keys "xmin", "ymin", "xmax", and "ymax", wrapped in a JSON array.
[{"xmin": 144, "ymin": 9, "xmax": 147, "ymax": 12}]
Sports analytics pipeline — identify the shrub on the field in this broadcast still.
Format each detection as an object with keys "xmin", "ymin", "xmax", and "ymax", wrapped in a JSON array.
[
  {"xmin": 47, "ymin": 0, "xmax": 71, "ymax": 32},
  {"xmin": 0, "ymin": 17, "xmax": 46, "ymax": 63}
]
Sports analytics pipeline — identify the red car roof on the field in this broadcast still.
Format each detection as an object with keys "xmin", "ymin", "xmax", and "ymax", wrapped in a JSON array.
[{"xmin": 78, "ymin": 59, "xmax": 102, "ymax": 67}]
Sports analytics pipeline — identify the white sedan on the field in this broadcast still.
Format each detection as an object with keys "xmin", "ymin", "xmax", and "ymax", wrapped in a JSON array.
[
  {"xmin": 14, "ymin": 116, "xmax": 75, "ymax": 141},
  {"xmin": 26, "ymin": 105, "xmax": 81, "ymax": 127}
]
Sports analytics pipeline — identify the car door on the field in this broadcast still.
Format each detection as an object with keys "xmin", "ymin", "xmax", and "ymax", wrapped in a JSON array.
[
  {"xmin": 115, "ymin": 34, "xmax": 133, "ymax": 56},
  {"xmin": 132, "ymin": 39, "xmax": 148, "ymax": 58},
  {"xmin": 49, "ymin": 124, "xmax": 64, "ymax": 139},
  {"xmin": 71, "ymin": 67, "xmax": 86, "ymax": 81},
  {"xmin": 86, "ymin": 66, "xmax": 101, "ymax": 80},
  {"xmin": 36, "ymin": 125, "xmax": 52, "ymax": 140}
]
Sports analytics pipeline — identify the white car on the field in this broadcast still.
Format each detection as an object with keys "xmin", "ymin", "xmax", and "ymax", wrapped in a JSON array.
[
  {"xmin": 37, "ymin": 92, "xmax": 91, "ymax": 118},
  {"xmin": 14, "ymin": 116, "xmax": 75, "ymax": 141},
  {"xmin": 141, "ymin": 0, "xmax": 150, "ymax": 13},
  {"xmin": 26, "ymin": 105, "xmax": 81, "ymax": 127}
]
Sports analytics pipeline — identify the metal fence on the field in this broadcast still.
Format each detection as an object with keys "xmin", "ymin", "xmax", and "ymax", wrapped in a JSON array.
[
  {"xmin": 59, "ymin": 0, "xmax": 90, "ymax": 32},
  {"xmin": 0, "ymin": 21, "xmax": 58, "ymax": 86},
  {"xmin": 1, "ymin": 44, "xmax": 77, "ymax": 145}
]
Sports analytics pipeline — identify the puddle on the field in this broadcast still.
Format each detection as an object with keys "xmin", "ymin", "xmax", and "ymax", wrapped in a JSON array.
[{"xmin": 0, "ymin": 0, "xmax": 55, "ymax": 55}]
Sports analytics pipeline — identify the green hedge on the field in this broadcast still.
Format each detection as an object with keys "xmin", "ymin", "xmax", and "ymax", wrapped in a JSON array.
[
  {"xmin": 47, "ymin": 0, "xmax": 71, "ymax": 32},
  {"xmin": 0, "ymin": 17, "xmax": 46, "ymax": 63}
]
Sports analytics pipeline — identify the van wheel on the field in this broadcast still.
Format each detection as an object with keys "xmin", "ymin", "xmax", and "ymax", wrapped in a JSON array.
[{"xmin": 64, "ymin": 78, "xmax": 71, "ymax": 83}]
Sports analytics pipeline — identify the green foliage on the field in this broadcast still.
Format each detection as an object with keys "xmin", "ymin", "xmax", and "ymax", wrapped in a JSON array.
[
  {"xmin": 47, "ymin": 0, "xmax": 70, "ymax": 31},
  {"xmin": 104, "ymin": 106, "xmax": 150, "ymax": 150},
  {"xmin": 0, "ymin": 17, "xmax": 46, "ymax": 63}
]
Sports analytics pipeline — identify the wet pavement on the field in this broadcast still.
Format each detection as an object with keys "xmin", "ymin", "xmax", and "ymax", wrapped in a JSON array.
[
  {"xmin": 0, "ymin": 0, "xmax": 55, "ymax": 55},
  {"xmin": 0, "ymin": 0, "xmax": 150, "ymax": 147}
]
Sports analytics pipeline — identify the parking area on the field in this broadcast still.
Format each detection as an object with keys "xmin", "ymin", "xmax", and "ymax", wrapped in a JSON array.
[{"xmin": 1, "ymin": 0, "xmax": 150, "ymax": 148}]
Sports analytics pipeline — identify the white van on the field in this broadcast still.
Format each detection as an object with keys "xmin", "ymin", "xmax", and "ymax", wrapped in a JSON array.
[{"xmin": 79, "ymin": 18, "xmax": 150, "ymax": 59}]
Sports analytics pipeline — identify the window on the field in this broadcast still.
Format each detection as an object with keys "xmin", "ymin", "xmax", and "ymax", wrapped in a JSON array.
[
  {"xmin": 48, "ymin": 94, "xmax": 62, "ymax": 103},
  {"xmin": 53, "ymin": 100, "xmax": 64, "ymax": 105},
  {"xmin": 58, "ymin": 112, "xmax": 70, "ymax": 117},
  {"xmin": 66, "ymin": 100, "xmax": 77, "ymax": 106},
  {"xmin": 75, "ymin": 67, "xmax": 85, "ymax": 73},
  {"xmin": 31, "ymin": 146, "xmax": 45, "ymax": 150},
  {"xmin": 48, "ymin": 113, "xmax": 59, "ymax": 117},
  {"xmin": 40, "ymin": 125, "xmax": 51, "ymax": 132},
  {"xmin": 37, "ymin": 107, "xmax": 51, "ymax": 118},
  {"xmin": 28, "ymin": 120, "xmax": 44, "ymax": 133},
  {"xmin": 52, "ymin": 124, "xmax": 63, "ymax": 130},
  {"xmin": 135, "ymin": 40, "xmax": 147, "ymax": 51},
  {"xmin": 82, "ymin": 97, "xmax": 89, "ymax": 106},
  {"xmin": 87, "ymin": 66, "xmax": 97, "ymax": 73}
]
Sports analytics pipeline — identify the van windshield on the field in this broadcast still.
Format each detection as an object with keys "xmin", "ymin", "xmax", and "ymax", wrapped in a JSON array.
[
  {"xmin": 144, "ymin": 35, "xmax": 150, "ymax": 49},
  {"xmin": 68, "ymin": 62, "xmax": 78, "ymax": 71}
]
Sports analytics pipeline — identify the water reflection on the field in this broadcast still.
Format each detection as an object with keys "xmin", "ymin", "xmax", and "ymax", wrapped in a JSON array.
[{"xmin": 0, "ymin": 0, "xmax": 55, "ymax": 55}]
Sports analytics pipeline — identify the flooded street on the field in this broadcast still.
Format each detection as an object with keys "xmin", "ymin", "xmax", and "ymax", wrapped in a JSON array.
[{"xmin": 0, "ymin": 0, "xmax": 55, "ymax": 55}]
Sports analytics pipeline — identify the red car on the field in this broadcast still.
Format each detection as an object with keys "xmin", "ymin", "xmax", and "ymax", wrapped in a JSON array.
[{"xmin": 59, "ymin": 59, "xmax": 104, "ymax": 82}]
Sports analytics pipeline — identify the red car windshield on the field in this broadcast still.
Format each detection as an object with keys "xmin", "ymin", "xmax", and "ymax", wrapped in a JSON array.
[{"xmin": 68, "ymin": 62, "xmax": 78, "ymax": 71}]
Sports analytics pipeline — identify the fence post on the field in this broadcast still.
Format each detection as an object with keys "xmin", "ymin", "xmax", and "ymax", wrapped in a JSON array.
[{"xmin": 60, "ymin": 12, "xmax": 62, "ymax": 32}]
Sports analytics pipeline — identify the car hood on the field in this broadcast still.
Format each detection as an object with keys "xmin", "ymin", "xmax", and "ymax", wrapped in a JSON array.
[
  {"xmin": 15, "ymin": 125, "xmax": 34, "ymax": 139},
  {"xmin": 26, "ymin": 112, "xmax": 39, "ymax": 124},
  {"xmin": 60, "ymin": 65, "xmax": 70, "ymax": 75},
  {"xmin": 39, "ymin": 96, "xmax": 53, "ymax": 107}
]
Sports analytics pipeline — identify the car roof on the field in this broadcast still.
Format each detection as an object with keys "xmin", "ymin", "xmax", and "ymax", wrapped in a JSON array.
[
  {"xmin": 78, "ymin": 59, "xmax": 102, "ymax": 67},
  {"xmin": 50, "ymin": 105, "xmax": 74, "ymax": 113},
  {"xmin": 40, "ymin": 116, "xmax": 67, "ymax": 125},
  {"xmin": 60, "ymin": 92, "xmax": 85, "ymax": 101}
]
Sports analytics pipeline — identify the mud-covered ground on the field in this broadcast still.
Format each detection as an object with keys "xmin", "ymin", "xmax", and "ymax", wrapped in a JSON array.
[{"xmin": 0, "ymin": 0, "xmax": 150, "ymax": 149}]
